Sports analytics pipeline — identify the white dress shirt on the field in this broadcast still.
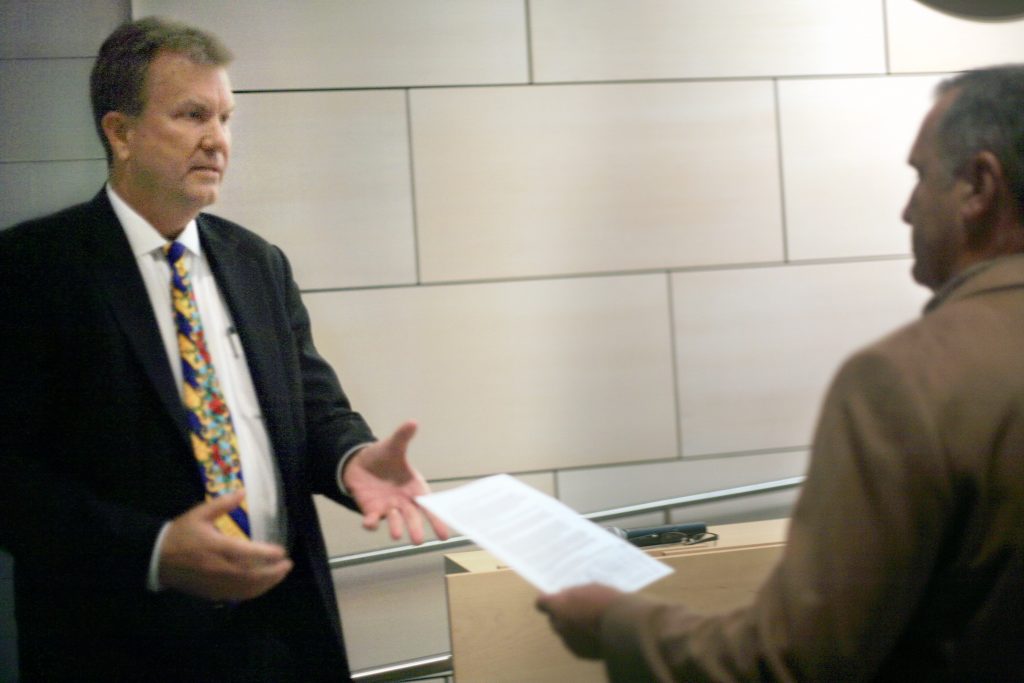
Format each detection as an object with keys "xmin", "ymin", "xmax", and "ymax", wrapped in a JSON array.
[{"xmin": 107, "ymin": 186, "xmax": 286, "ymax": 587}]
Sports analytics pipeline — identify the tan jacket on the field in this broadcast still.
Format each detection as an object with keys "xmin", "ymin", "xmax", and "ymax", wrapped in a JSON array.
[{"xmin": 601, "ymin": 255, "xmax": 1024, "ymax": 681}]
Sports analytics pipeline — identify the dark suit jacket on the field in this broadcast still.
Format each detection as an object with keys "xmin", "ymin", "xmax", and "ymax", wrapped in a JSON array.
[{"xmin": 0, "ymin": 191, "xmax": 376, "ymax": 681}]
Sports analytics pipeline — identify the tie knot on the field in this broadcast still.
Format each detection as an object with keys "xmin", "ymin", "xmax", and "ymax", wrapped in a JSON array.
[{"xmin": 163, "ymin": 241, "xmax": 186, "ymax": 265}]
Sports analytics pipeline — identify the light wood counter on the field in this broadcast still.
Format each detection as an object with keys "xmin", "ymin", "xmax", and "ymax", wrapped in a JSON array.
[{"xmin": 445, "ymin": 518, "xmax": 789, "ymax": 682}]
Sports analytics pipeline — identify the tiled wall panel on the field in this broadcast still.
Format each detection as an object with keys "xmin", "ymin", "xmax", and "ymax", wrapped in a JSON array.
[
  {"xmin": 132, "ymin": 0, "xmax": 530, "ymax": 89},
  {"xmin": 530, "ymin": 0, "xmax": 886, "ymax": 82},
  {"xmin": 673, "ymin": 261, "xmax": 930, "ymax": 457},
  {"xmin": 0, "ymin": 0, "xmax": 127, "ymax": 58},
  {"xmin": 215, "ymin": 91, "xmax": 417, "ymax": 290},
  {"xmin": 887, "ymin": 0, "xmax": 1024, "ymax": 73},
  {"xmin": 412, "ymin": 81, "xmax": 783, "ymax": 282},
  {"xmin": 0, "ymin": 59, "xmax": 102, "ymax": 162},
  {"xmin": 303, "ymin": 274, "xmax": 679, "ymax": 479},
  {"xmin": 334, "ymin": 551, "xmax": 452, "ymax": 672},
  {"xmin": 780, "ymin": 74, "xmax": 945, "ymax": 261},
  {"xmin": 558, "ymin": 449, "xmax": 809, "ymax": 521},
  {"xmin": 0, "ymin": 160, "xmax": 108, "ymax": 229},
  {"xmin": 666, "ymin": 487, "xmax": 799, "ymax": 528}
]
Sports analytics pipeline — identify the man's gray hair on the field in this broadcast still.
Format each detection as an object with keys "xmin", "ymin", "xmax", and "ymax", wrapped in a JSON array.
[{"xmin": 935, "ymin": 64, "xmax": 1024, "ymax": 216}]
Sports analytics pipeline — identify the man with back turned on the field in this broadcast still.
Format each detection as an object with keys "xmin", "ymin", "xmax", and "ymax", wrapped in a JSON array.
[
  {"xmin": 0, "ymin": 16, "xmax": 446, "ymax": 682},
  {"xmin": 538, "ymin": 64, "xmax": 1024, "ymax": 681}
]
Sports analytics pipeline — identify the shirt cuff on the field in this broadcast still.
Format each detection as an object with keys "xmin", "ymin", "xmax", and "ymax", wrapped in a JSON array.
[{"xmin": 146, "ymin": 521, "xmax": 173, "ymax": 592}]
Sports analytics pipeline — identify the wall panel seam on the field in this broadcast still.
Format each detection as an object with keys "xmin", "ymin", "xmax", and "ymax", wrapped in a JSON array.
[
  {"xmin": 227, "ymin": 71, "xmax": 953, "ymax": 98},
  {"xmin": 294, "ymin": 255, "xmax": 912, "ymax": 297},
  {"xmin": 404, "ymin": 88, "xmax": 423, "ymax": 286},
  {"xmin": 524, "ymin": 0, "xmax": 535, "ymax": 84},
  {"xmin": 882, "ymin": 0, "xmax": 893, "ymax": 74},
  {"xmin": 666, "ymin": 271, "xmax": 684, "ymax": 461},
  {"xmin": 773, "ymin": 78, "xmax": 791, "ymax": 264}
]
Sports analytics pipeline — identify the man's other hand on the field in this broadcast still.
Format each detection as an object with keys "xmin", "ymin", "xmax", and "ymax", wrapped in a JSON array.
[{"xmin": 158, "ymin": 490, "xmax": 292, "ymax": 601}]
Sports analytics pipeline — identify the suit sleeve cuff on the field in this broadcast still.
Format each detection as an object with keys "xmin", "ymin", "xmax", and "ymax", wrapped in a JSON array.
[{"xmin": 600, "ymin": 593, "xmax": 680, "ymax": 682}]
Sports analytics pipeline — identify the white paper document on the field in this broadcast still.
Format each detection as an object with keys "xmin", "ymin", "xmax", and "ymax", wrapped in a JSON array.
[{"xmin": 417, "ymin": 474, "xmax": 673, "ymax": 594}]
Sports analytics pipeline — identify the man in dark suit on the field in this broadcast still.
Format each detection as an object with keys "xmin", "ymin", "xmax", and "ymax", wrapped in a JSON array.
[
  {"xmin": 537, "ymin": 65, "xmax": 1024, "ymax": 680},
  {"xmin": 0, "ymin": 17, "xmax": 446, "ymax": 682}
]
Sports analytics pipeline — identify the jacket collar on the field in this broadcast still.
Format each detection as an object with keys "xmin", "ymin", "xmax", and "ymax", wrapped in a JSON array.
[
  {"xmin": 198, "ymin": 214, "xmax": 296, "ymax": 464},
  {"xmin": 925, "ymin": 253, "xmax": 1024, "ymax": 314}
]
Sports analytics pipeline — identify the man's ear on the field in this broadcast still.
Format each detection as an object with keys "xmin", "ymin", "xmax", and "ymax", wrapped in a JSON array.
[
  {"xmin": 101, "ymin": 111, "xmax": 133, "ymax": 163},
  {"xmin": 959, "ymin": 150, "xmax": 1003, "ymax": 224}
]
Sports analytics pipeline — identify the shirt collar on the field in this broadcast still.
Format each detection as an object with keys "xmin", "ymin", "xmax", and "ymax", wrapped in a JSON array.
[{"xmin": 106, "ymin": 183, "xmax": 201, "ymax": 258}]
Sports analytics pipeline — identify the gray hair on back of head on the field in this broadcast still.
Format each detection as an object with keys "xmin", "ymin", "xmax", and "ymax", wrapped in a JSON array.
[{"xmin": 934, "ymin": 64, "xmax": 1024, "ymax": 216}]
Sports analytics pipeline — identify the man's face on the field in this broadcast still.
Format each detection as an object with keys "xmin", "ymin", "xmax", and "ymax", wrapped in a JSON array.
[
  {"xmin": 902, "ymin": 91, "xmax": 969, "ymax": 291},
  {"xmin": 120, "ymin": 50, "xmax": 234, "ymax": 217}
]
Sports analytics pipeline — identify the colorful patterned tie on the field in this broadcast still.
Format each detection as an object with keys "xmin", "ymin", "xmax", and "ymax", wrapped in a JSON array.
[{"xmin": 164, "ymin": 241, "xmax": 250, "ymax": 539}]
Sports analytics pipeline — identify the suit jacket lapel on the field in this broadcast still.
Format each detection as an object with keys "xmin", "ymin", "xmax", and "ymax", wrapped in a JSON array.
[
  {"xmin": 199, "ymin": 217, "xmax": 295, "ymax": 468},
  {"xmin": 85, "ymin": 192, "xmax": 190, "ymax": 440}
]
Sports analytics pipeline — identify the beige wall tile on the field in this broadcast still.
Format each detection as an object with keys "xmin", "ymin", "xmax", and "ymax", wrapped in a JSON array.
[
  {"xmin": 334, "ymin": 551, "xmax": 451, "ymax": 671},
  {"xmin": 0, "ymin": 0, "xmax": 127, "ymax": 58},
  {"xmin": 887, "ymin": 0, "xmax": 1024, "ymax": 73},
  {"xmin": 557, "ymin": 450, "xmax": 808, "ymax": 517},
  {"xmin": 303, "ymin": 274, "xmax": 678, "ymax": 480},
  {"xmin": 530, "ymin": 0, "xmax": 886, "ymax": 82},
  {"xmin": 594, "ymin": 511, "xmax": 669, "ymax": 536},
  {"xmin": 315, "ymin": 495, "xmax": 406, "ymax": 558},
  {"xmin": 0, "ymin": 160, "xmax": 108, "ymax": 229},
  {"xmin": 214, "ymin": 91, "xmax": 417, "ymax": 290},
  {"xmin": 0, "ymin": 59, "xmax": 102, "ymax": 162},
  {"xmin": 666, "ymin": 487, "xmax": 799, "ymax": 528},
  {"xmin": 780, "ymin": 74, "xmax": 945, "ymax": 261},
  {"xmin": 673, "ymin": 261, "xmax": 930, "ymax": 457},
  {"xmin": 132, "ymin": 0, "xmax": 529, "ymax": 89},
  {"xmin": 412, "ymin": 81, "xmax": 783, "ymax": 282}
]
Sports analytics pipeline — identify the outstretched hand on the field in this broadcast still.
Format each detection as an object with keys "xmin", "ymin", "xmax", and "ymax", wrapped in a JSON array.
[
  {"xmin": 536, "ymin": 583, "xmax": 624, "ymax": 659},
  {"xmin": 341, "ymin": 420, "xmax": 449, "ymax": 545}
]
